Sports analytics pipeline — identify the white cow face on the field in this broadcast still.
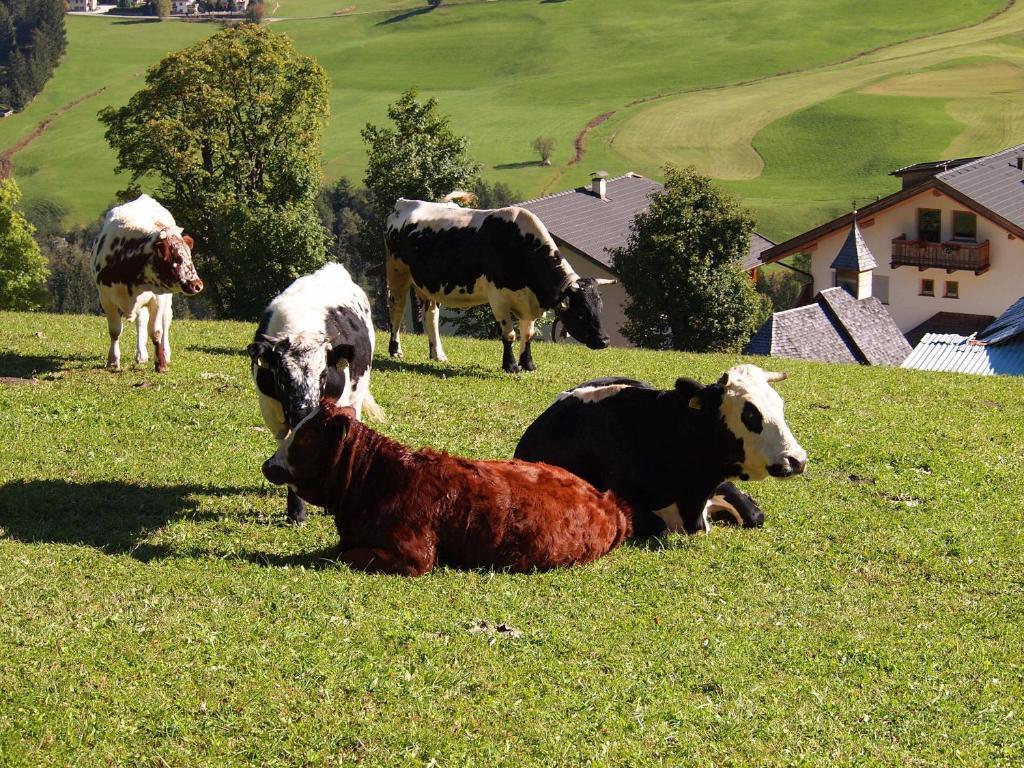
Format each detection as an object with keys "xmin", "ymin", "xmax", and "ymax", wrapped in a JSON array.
[{"xmin": 716, "ymin": 364, "xmax": 806, "ymax": 481}]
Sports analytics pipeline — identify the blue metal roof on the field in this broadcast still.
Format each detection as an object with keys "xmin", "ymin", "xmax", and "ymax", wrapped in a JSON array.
[
  {"xmin": 901, "ymin": 333, "xmax": 1024, "ymax": 376},
  {"xmin": 976, "ymin": 296, "xmax": 1024, "ymax": 345}
]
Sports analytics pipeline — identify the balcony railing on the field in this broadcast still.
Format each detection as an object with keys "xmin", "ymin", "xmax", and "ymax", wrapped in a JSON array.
[{"xmin": 891, "ymin": 236, "xmax": 990, "ymax": 274}]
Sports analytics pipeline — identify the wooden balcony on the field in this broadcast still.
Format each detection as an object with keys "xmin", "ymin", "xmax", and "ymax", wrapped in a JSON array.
[{"xmin": 891, "ymin": 236, "xmax": 990, "ymax": 275}]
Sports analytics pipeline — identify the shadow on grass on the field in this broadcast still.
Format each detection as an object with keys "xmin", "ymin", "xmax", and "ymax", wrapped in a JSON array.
[
  {"xmin": 372, "ymin": 357, "xmax": 499, "ymax": 380},
  {"xmin": 494, "ymin": 160, "xmax": 542, "ymax": 170},
  {"xmin": 0, "ymin": 479, "xmax": 255, "ymax": 558},
  {"xmin": 111, "ymin": 18, "xmax": 160, "ymax": 24},
  {"xmin": 237, "ymin": 545, "xmax": 342, "ymax": 571},
  {"xmin": 0, "ymin": 352, "xmax": 95, "ymax": 378},
  {"xmin": 377, "ymin": 5, "xmax": 435, "ymax": 25},
  {"xmin": 189, "ymin": 344, "xmax": 246, "ymax": 357}
]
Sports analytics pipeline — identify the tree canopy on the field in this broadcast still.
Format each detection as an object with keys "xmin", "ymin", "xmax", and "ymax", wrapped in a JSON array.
[
  {"xmin": 361, "ymin": 88, "xmax": 480, "ymax": 221},
  {"xmin": 0, "ymin": 0, "xmax": 65, "ymax": 112},
  {"xmin": 611, "ymin": 165, "xmax": 770, "ymax": 352},
  {"xmin": 0, "ymin": 178, "xmax": 48, "ymax": 311},
  {"xmin": 98, "ymin": 24, "xmax": 331, "ymax": 318}
]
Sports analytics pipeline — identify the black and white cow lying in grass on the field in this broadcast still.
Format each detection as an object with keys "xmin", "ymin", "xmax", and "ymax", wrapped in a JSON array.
[
  {"xmin": 385, "ymin": 197, "xmax": 612, "ymax": 373},
  {"xmin": 247, "ymin": 262, "xmax": 383, "ymax": 525},
  {"xmin": 514, "ymin": 364, "xmax": 806, "ymax": 535}
]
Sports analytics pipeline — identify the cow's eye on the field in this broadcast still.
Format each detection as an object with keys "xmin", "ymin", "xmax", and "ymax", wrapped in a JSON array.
[{"xmin": 741, "ymin": 402, "xmax": 763, "ymax": 434}]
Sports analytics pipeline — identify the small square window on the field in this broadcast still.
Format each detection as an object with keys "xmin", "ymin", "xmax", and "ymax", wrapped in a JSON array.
[
  {"xmin": 945, "ymin": 281, "xmax": 959, "ymax": 299},
  {"xmin": 920, "ymin": 279, "xmax": 935, "ymax": 296}
]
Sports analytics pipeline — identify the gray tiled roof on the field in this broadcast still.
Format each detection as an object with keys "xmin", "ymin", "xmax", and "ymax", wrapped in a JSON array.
[
  {"xmin": 905, "ymin": 312, "xmax": 996, "ymax": 348},
  {"xmin": 936, "ymin": 144, "xmax": 1024, "ymax": 228},
  {"xmin": 519, "ymin": 173, "xmax": 773, "ymax": 272},
  {"xmin": 976, "ymin": 295, "xmax": 1024, "ymax": 345},
  {"xmin": 744, "ymin": 287, "xmax": 910, "ymax": 366},
  {"xmin": 830, "ymin": 217, "xmax": 877, "ymax": 271},
  {"xmin": 817, "ymin": 287, "xmax": 911, "ymax": 366}
]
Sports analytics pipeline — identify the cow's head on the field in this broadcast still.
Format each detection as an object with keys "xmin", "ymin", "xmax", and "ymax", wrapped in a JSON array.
[
  {"xmin": 679, "ymin": 364, "xmax": 806, "ymax": 481},
  {"xmin": 150, "ymin": 229, "xmax": 204, "ymax": 295},
  {"xmin": 555, "ymin": 277, "xmax": 612, "ymax": 350},
  {"xmin": 262, "ymin": 399, "xmax": 354, "ymax": 508},
  {"xmin": 248, "ymin": 333, "xmax": 356, "ymax": 430}
]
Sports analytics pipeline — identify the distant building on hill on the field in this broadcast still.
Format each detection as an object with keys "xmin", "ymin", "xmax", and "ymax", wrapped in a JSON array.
[
  {"xmin": 902, "ymin": 296, "xmax": 1024, "ymax": 376},
  {"xmin": 519, "ymin": 172, "xmax": 774, "ymax": 347},
  {"xmin": 172, "ymin": 0, "xmax": 198, "ymax": 14},
  {"xmin": 757, "ymin": 144, "xmax": 1024, "ymax": 345},
  {"xmin": 67, "ymin": 0, "xmax": 99, "ymax": 11}
]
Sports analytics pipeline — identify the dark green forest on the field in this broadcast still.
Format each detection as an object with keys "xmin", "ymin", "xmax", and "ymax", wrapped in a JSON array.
[{"xmin": 0, "ymin": 0, "xmax": 65, "ymax": 112}]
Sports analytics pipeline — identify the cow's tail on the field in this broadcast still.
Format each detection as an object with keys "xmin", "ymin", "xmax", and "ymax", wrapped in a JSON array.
[
  {"xmin": 361, "ymin": 389, "xmax": 386, "ymax": 422},
  {"xmin": 439, "ymin": 190, "xmax": 476, "ymax": 206}
]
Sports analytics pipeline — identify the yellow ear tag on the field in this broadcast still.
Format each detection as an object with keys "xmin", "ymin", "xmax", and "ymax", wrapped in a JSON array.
[{"xmin": 688, "ymin": 396, "xmax": 701, "ymax": 410}]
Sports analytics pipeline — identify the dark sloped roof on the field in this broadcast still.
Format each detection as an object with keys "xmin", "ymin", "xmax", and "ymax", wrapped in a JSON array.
[
  {"xmin": 890, "ymin": 157, "xmax": 980, "ymax": 177},
  {"xmin": 817, "ymin": 287, "xmax": 911, "ymax": 366},
  {"xmin": 744, "ymin": 302, "xmax": 860, "ymax": 364},
  {"xmin": 905, "ymin": 312, "xmax": 996, "ymax": 348},
  {"xmin": 830, "ymin": 217, "xmax": 877, "ymax": 271},
  {"xmin": 744, "ymin": 287, "xmax": 910, "ymax": 366},
  {"xmin": 935, "ymin": 144, "xmax": 1024, "ymax": 227},
  {"xmin": 976, "ymin": 295, "xmax": 1024, "ymax": 345},
  {"xmin": 519, "ymin": 173, "xmax": 774, "ymax": 272}
]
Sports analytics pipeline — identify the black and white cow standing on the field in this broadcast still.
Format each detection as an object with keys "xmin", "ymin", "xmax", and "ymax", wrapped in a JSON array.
[
  {"xmin": 514, "ymin": 364, "xmax": 807, "ymax": 535},
  {"xmin": 385, "ymin": 197, "xmax": 613, "ymax": 373},
  {"xmin": 247, "ymin": 262, "xmax": 383, "ymax": 525},
  {"xmin": 92, "ymin": 195, "xmax": 204, "ymax": 373}
]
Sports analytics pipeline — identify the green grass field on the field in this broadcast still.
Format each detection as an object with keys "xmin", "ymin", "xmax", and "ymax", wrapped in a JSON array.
[
  {"xmin": 1, "ymin": 311, "xmax": 1023, "ymax": 765},
  {"xmin": 2, "ymin": 0, "xmax": 1021, "ymax": 240}
]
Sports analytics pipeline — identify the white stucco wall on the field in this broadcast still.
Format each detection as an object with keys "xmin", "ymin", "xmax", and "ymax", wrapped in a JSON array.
[{"xmin": 805, "ymin": 189, "xmax": 1024, "ymax": 332}]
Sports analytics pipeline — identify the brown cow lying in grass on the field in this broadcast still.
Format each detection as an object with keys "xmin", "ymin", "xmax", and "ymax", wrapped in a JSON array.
[{"xmin": 261, "ymin": 398, "xmax": 634, "ymax": 576}]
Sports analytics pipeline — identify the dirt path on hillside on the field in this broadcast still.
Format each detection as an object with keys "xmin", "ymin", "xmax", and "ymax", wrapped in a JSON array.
[
  {"xmin": 0, "ymin": 87, "xmax": 107, "ymax": 179},
  {"xmin": 567, "ymin": 111, "xmax": 615, "ymax": 168}
]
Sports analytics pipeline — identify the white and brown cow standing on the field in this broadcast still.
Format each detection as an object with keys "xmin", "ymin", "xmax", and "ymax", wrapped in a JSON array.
[
  {"xmin": 385, "ymin": 197, "xmax": 613, "ymax": 373},
  {"xmin": 92, "ymin": 195, "xmax": 203, "ymax": 373}
]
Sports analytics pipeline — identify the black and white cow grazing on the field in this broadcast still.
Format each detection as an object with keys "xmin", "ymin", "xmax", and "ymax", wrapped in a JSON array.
[
  {"xmin": 514, "ymin": 365, "xmax": 806, "ymax": 535},
  {"xmin": 92, "ymin": 195, "xmax": 204, "ymax": 373},
  {"xmin": 247, "ymin": 262, "xmax": 383, "ymax": 525},
  {"xmin": 385, "ymin": 198, "xmax": 613, "ymax": 373}
]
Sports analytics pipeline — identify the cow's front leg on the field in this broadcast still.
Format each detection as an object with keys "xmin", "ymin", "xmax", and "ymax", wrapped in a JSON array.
[
  {"xmin": 134, "ymin": 305, "xmax": 150, "ymax": 366},
  {"xmin": 147, "ymin": 297, "xmax": 169, "ymax": 373},
  {"xmin": 706, "ymin": 482, "xmax": 764, "ymax": 528},
  {"xmin": 287, "ymin": 489, "xmax": 308, "ymax": 525},
  {"xmin": 424, "ymin": 300, "xmax": 447, "ymax": 362},
  {"xmin": 101, "ymin": 297, "xmax": 123, "ymax": 371},
  {"xmin": 518, "ymin": 315, "xmax": 537, "ymax": 372}
]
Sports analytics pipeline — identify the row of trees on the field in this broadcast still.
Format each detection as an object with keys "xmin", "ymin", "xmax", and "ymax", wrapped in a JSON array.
[
  {"xmin": 4, "ymin": 23, "xmax": 787, "ymax": 353},
  {"xmin": 0, "ymin": 0, "xmax": 65, "ymax": 112}
]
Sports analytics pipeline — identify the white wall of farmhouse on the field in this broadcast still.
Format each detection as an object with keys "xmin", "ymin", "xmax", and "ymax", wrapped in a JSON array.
[
  {"xmin": 805, "ymin": 188, "xmax": 1024, "ymax": 332},
  {"xmin": 559, "ymin": 247, "xmax": 631, "ymax": 348}
]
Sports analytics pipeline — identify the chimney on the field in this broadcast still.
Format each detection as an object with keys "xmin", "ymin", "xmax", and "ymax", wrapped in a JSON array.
[
  {"xmin": 591, "ymin": 171, "xmax": 608, "ymax": 200},
  {"xmin": 1016, "ymin": 157, "xmax": 1023, "ymax": 171}
]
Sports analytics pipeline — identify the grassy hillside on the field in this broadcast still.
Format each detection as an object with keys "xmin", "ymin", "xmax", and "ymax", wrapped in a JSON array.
[
  {"xmin": 1, "ymin": 0, "xmax": 1018, "ymax": 240},
  {"xmin": 1, "ymin": 311, "xmax": 1022, "ymax": 765}
]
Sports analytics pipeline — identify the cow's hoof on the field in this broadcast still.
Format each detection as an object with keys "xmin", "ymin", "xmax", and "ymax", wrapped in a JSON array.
[
  {"xmin": 155, "ymin": 362, "xmax": 169, "ymax": 374},
  {"xmin": 388, "ymin": 340, "xmax": 402, "ymax": 357},
  {"xmin": 519, "ymin": 359, "xmax": 537, "ymax": 372},
  {"xmin": 503, "ymin": 363, "xmax": 521, "ymax": 374}
]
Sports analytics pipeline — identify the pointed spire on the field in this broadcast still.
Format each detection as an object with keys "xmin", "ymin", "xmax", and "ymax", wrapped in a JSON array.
[{"xmin": 831, "ymin": 211, "xmax": 877, "ymax": 272}]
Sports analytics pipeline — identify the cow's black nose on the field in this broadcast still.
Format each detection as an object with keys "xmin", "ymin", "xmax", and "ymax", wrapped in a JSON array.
[
  {"xmin": 785, "ymin": 454, "xmax": 806, "ymax": 475},
  {"xmin": 588, "ymin": 336, "xmax": 610, "ymax": 350},
  {"xmin": 262, "ymin": 459, "xmax": 291, "ymax": 485}
]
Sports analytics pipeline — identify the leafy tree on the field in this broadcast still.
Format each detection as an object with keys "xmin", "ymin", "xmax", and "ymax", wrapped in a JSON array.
[
  {"xmin": 98, "ymin": 24, "xmax": 331, "ymax": 317},
  {"xmin": 245, "ymin": 2, "xmax": 266, "ymax": 22},
  {"xmin": 611, "ymin": 165, "xmax": 770, "ymax": 352},
  {"xmin": 361, "ymin": 88, "xmax": 480, "ymax": 323},
  {"xmin": 470, "ymin": 177, "xmax": 518, "ymax": 209},
  {"xmin": 0, "ymin": 178, "xmax": 49, "ymax": 310},
  {"xmin": 151, "ymin": 0, "xmax": 172, "ymax": 18},
  {"xmin": 531, "ymin": 135, "xmax": 555, "ymax": 165}
]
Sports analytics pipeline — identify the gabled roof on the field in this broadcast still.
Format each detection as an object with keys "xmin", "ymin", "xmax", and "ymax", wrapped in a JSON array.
[
  {"xmin": 905, "ymin": 312, "xmax": 996, "ymax": 348},
  {"xmin": 761, "ymin": 143, "xmax": 1024, "ymax": 264},
  {"xmin": 743, "ymin": 287, "xmax": 911, "ymax": 366},
  {"xmin": 519, "ymin": 173, "xmax": 774, "ymax": 273},
  {"xmin": 975, "ymin": 295, "xmax": 1024, "ymax": 345},
  {"xmin": 830, "ymin": 217, "xmax": 877, "ymax": 271}
]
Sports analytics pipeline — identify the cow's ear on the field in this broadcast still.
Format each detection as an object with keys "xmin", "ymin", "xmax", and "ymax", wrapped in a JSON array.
[
  {"xmin": 182, "ymin": 234, "xmax": 194, "ymax": 250},
  {"xmin": 326, "ymin": 342, "xmax": 355, "ymax": 370},
  {"xmin": 674, "ymin": 377, "xmax": 705, "ymax": 411},
  {"xmin": 247, "ymin": 341, "xmax": 275, "ymax": 369}
]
